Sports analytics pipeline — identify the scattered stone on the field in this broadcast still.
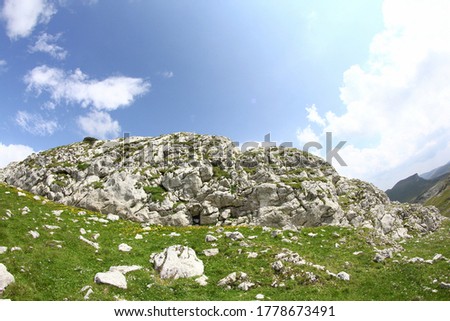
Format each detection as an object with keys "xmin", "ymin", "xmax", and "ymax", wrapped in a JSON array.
[
  {"xmin": 21, "ymin": 206, "xmax": 30, "ymax": 214},
  {"xmin": 247, "ymin": 252, "xmax": 258, "ymax": 258},
  {"xmin": 44, "ymin": 225, "xmax": 60, "ymax": 230},
  {"xmin": 203, "ymin": 248, "xmax": 219, "ymax": 257},
  {"xmin": 237, "ymin": 281, "xmax": 255, "ymax": 291},
  {"xmin": 217, "ymin": 272, "xmax": 249, "ymax": 289},
  {"xmin": 248, "ymin": 235, "xmax": 258, "ymax": 240},
  {"xmin": 28, "ymin": 230, "xmax": 40, "ymax": 239},
  {"xmin": 10, "ymin": 247, "xmax": 22, "ymax": 252},
  {"xmin": 52, "ymin": 210, "xmax": 63, "ymax": 216},
  {"xmin": 135, "ymin": 234, "xmax": 143, "ymax": 240},
  {"xmin": 353, "ymin": 251, "xmax": 363, "ymax": 256},
  {"xmin": 408, "ymin": 257, "xmax": 425, "ymax": 263},
  {"xmin": 107, "ymin": 214, "xmax": 120, "ymax": 221},
  {"xmin": 94, "ymin": 271, "xmax": 127, "ymax": 289},
  {"xmin": 272, "ymin": 260, "xmax": 284, "ymax": 272},
  {"xmin": 239, "ymin": 241, "xmax": 251, "ymax": 247},
  {"xmin": 440, "ymin": 282, "xmax": 450, "ymax": 289},
  {"xmin": 306, "ymin": 272, "xmax": 318, "ymax": 283},
  {"xmin": 0, "ymin": 264, "xmax": 15, "ymax": 292},
  {"xmin": 337, "ymin": 271, "xmax": 350, "ymax": 281},
  {"xmin": 169, "ymin": 232, "xmax": 181, "ymax": 237},
  {"xmin": 271, "ymin": 230, "xmax": 283, "ymax": 238},
  {"xmin": 432, "ymin": 254, "xmax": 443, "ymax": 262},
  {"xmin": 225, "ymin": 231, "xmax": 244, "ymax": 241},
  {"xmin": 262, "ymin": 226, "xmax": 272, "ymax": 232},
  {"xmin": 0, "ymin": 247, "xmax": 8, "ymax": 254},
  {"xmin": 33, "ymin": 195, "xmax": 41, "ymax": 201},
  {"xmin": 79, "ymin": 236, "xmax": 100, "ymax": 250},
  {"xmin": 118, "ymin": 243, "xmax": 132, "ymax": 252},
  {"xmin": 307, "ymin": 233, "xmax": 317, "ymax": 237},
  {"xmin": 205, "ymin": 235, "xmax": 218, "ymax": 242},
  {"xmin": 80, "ymin": 228, "xmax": 87, "ymax": 235},
  {"xmin": 153, "ymin": 245, "xmax": 204, "ymax": 279},
  {"xmin": 109, "ymin": 265, "xmax": 143, "ymax": 274},
  {"xmin": 18, "ymin": 192, "xmax": 26, "ymax": 197},
  {"xmin": 195, "ymin": 275, "xmax": 209, "ymax": 286},
  {"xmin": 84, "ymin": 288, "xmax": 94, "ymax": 300},
  {"xmin": 255, "ymin": 293, "xmax": 265, "ymax": 300},
  {"xmin": 281, "ymin": 238, "xmax": 292, "ymax": 243}
]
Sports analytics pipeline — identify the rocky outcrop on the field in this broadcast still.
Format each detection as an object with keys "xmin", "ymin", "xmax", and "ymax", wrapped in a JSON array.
[{"xmin": 0, "ymin": 132, "xmax": 444, "ymax": 239}]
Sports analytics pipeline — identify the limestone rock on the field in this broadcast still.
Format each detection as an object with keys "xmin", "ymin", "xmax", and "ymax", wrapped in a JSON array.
[
  {"xmin": 0, "ymin": 133, "xmax": 443, "ymax": 239},
  {"xmin": 0, "ymin": 247, "xmax": 7, "ymax": 254},
  {"xmin": 153, "ymin": 245, "xmax": 204, "ymax": 279},
  {"xmin": 0, "ymin": 264, "xmax": 15, "ymax": 292},
  {"xmin": 225, "ymin": 231, "xmax": 244, "ymax": 241},
  {"xmin": 337, "ymin": 271, "xmax": 350, "ymax": 281},
  {"xmin": 118, "ymin": 243, "xmax": 132, "ymax": 252},
  {"xmin": 94, "ymin": 271, "xmax": 127, "ymax": 289},
  {"xmin": 203, "ymin": 248, "xmax": 219, "ymax": 257}
]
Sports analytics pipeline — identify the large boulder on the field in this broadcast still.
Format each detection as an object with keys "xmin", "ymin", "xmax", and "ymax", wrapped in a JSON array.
[{"xmin": 152, "ymin": 245, "xmax": 204, "ymax": 279}]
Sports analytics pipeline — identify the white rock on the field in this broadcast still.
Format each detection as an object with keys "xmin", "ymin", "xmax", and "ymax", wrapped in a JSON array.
[
  {"xmin": 107, "ymin": 214, "xmax": 120, "ymax": 221},
  {"xmin": 169, "ymin": 232, "xmax": 180, "ymax": 237},
  {"xmin": 94, "ymin": 271, "xmax": 127, "ymax": 289},
  {"xmin": 203, "ymin": 248, "xmax": 219, "ymax": 257},
  {"xmin": 28, "ymin": 230, "xmax": 40, "ymax": 239},
  {"xmin": 205, "ymin": 234, "xmax": 218, "ymax": 242},
  {"xmin": 109, "ymin": 265, "xmax": 142, "ymax": 274},
  {"xmin": 44, "ymin": 225, "xmax": 60, "ymax": 230},
  {"xmin": 248, "ymin": 235, "xmax": 258, "ymax": 240},
  {"xmin": 33, "ymin": 195, "xmax": 41, "ymax": 201},
  {"xmin": 217, "ymin": 272, "xmax": 248, "ymax": 287},
  {"xmin": 84, "ymin": 288, "xmax": 94, "ymax": 300},
  {"xmin": 440, "ymin": 282, "xmax": 450, "ymax": 289},
  {"xmin": 353, "ymin": 251, "xmax": 363, "ymax": 256},
  {"xmin": 52, "ymin": 210, "xmax": 63, "ymax": 216},
  {"xmin": 10, "ymin": 247, "xmax": 22, "ymax": 252},
  {"xmin": 80, "ymin": 228, "xmax": 87, "ymax": 235},
  {"xmin": 432, "ymin": 254, "xmax": 443, "ymax": 261},
  {"xmin": 225, "ymin": 231, "xmax": 244, "ymax": 241},
  {"xmin": 195, "ymin": 275, "xmax": 209, "ymax": 286},
  {"xmin": 237, "ymin": 281, "xmax": 254, "ymax": 291},
  {"xmin": 153, "ymin": 245, "xmax": 204, "ymax": 279},
  {"xmin": 272, "ymin": 260, "xmax": 284, "ymax": 272},
  {"xmin": 337, "ymin": 271, "xmax": 350, "ymax": 281},
  {"xmin": 118, "ymin": 243, "xmax": 132, "ymax": 252},
  {"xmin": 0, "ymin": 264, "xmax": 15, "ymax": 291},
  {"xmin": 135, "ymin": 234, "xmax": 143, "ymax": 240},
  {"xmin": 18, "ymin": 192, "xmax": 26, "ymax": 197},
  {"xmin": 307, "ymin": 233, "xmax": 317, "ymax": 237},
  {"xmin": 0, "ymin": 247, "xmax": 8, "ymax": 254},
  {"xmin": 255, "ymin": 293, "xmax": 265, "ymax": 300},
  {"xmin": 79, "ymin": 236, "xmax": 100, "ymax": 250},
  {"xmin": 247, "ymin": 252, "xmax": 258, "ymax": 258}
]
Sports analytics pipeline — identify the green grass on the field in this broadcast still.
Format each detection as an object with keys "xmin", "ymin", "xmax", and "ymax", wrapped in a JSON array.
[
  {"xmin": 0, "ymin": 183, "xmax": 449, "ymax": 301},
  {"xmin": 143, "ymin": 185, "xmax": 167, "ymax": 203},
  {"xmin": 76, "ymin": 162, "xmax": 90, "ymax": 171},
  {"xmin": 213, "ymin": 166, "xmax": 231, "ymax": 179}
]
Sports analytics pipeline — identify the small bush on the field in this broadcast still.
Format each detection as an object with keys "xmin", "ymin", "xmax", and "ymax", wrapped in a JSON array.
[
  {"xmin": 77, "ymin": 162, "xmax": 90, "ymax": 171},
  {"xmin": 82, "ymin": 137, "xmax": 98, "ymax": 145},
  {"xmin": 143, "ymin": 185, "xmax": 167, "ymax": 203}
]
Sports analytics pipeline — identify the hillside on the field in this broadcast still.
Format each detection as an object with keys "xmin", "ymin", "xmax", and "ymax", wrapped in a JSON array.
[
  {"xmin": 0, "ymin": 133, "xmax": 443, "ymax": 241},
  {"xmin": 420, "ymin": 162, "xmax": 450, "ymax": 180},
  {"xmin": 0, "ymin": 183, "xmax": 449, "ymax": 301}
]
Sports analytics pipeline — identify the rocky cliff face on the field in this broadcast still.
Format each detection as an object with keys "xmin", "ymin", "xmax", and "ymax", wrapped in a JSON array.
[{"xmin": 0, "ymin": 132, "xmax": 443, "ymax": 239}]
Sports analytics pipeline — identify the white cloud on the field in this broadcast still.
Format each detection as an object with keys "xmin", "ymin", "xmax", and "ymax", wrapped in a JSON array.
[
  {"xmin": 1, "ymin": 0, "xmax": 56, "ymax": 39},
  {"xmin": 296, "ymin": 125, "xmax": 319, "ymax": 145},
  {"xmin": 298, "ymin": 0, "xmax": 450, "ymax": 189},
  {"xmin": 77, "ymin": 110, "xmax": 121, "ymax": 139},
  {"xmin": 24, "ymin": 65, "xmax": 151, "ymax": 111},
  {"xmin": 29, "ymin": 32, "xmax": 67, "ymax": 60},
  {"xmin": 0, "ymin": 143, "xmax": 35, "ymax": 168},
  {"xmin": 305, "ymin": 104, "xmax": 326, "ymax": 127},
  {"xmin": 15, "ymin": 110, "xmax": 58, "ymax": 136},
  {"xmin": 161, "ymin": 71, "xmax": 174, "ymax": 79}
]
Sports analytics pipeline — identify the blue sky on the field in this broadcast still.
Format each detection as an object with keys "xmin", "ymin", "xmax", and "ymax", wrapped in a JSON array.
[{"xmin": 1, "ymin": 0, "xmax": 449, "ymax": 190}]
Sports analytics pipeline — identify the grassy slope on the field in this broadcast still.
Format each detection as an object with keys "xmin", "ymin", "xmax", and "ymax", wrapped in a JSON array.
[
  {"xmin": 425, "ymin": 187, "xmax": 450, "ymax": 217},
  {"xmin": 0, "ymin": 183, "xmax": 449, "ymax": 301}
]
